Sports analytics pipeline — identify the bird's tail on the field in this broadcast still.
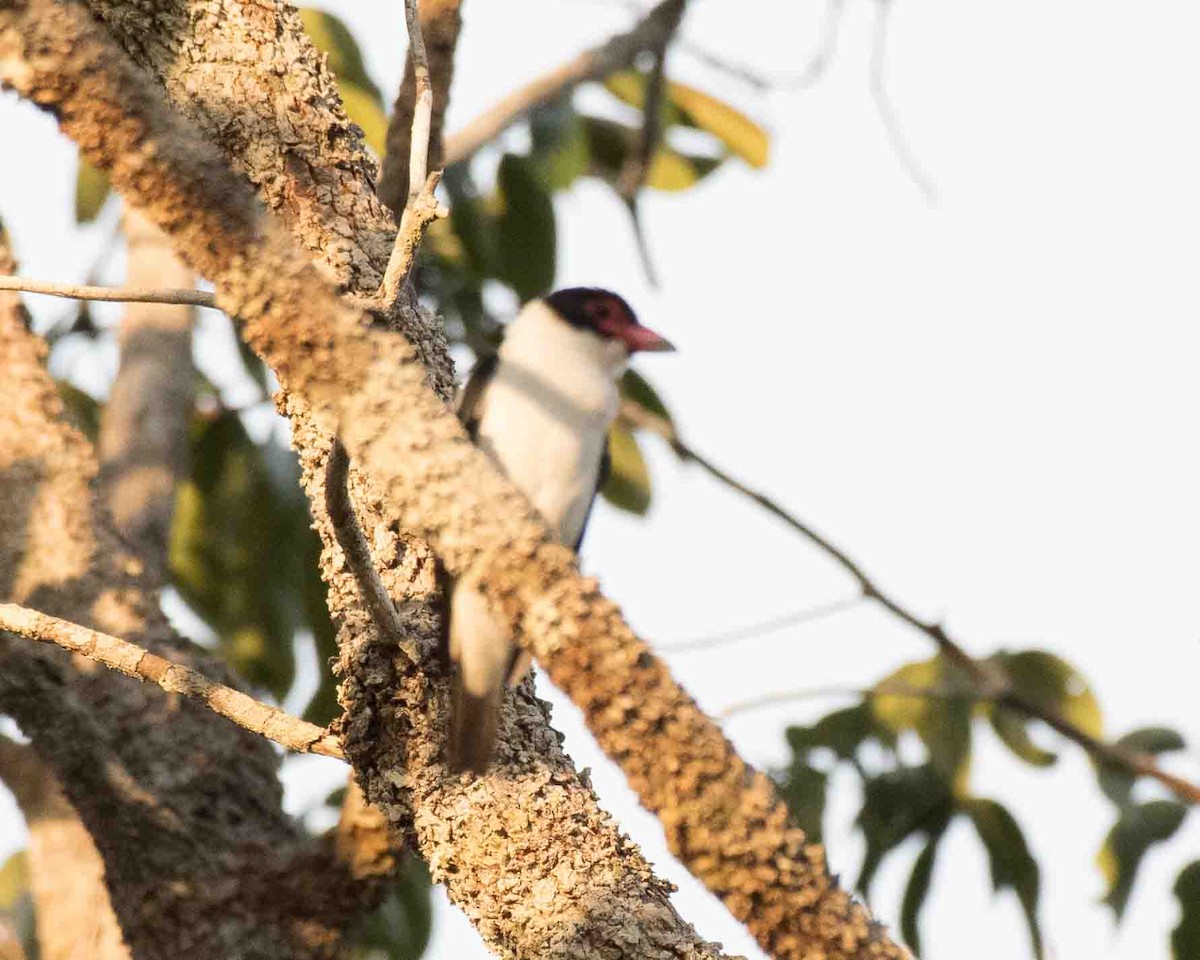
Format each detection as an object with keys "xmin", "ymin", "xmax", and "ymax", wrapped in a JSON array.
[{"xmin": 449, "ymin": 678, "xmax": 502, "ymax": 774}]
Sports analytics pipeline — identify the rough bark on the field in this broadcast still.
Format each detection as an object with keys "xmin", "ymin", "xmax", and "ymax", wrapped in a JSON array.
[
  {"xmin": 0, "ymin": 4, "xmax": 905, "ymax": 958},
  {"xmin": 377, "ymin": 0, "xmax": 462, "ymax": 218},
  {"xmin": 0, "ymin": 739, "xmax": 130, "ymax": 960},
  {"xmin": 98, "ymin": 208, "xmax": 193, "ymax": 574},
  {"xmin": 0, "ymin": 225, "xmax": 373, "ymax": 960}
]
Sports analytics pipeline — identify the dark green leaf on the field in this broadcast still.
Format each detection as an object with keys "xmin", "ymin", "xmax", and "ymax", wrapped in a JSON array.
[
  {"xmin": 619, "ymin": 368, "xmax": 671, "ymax": 422},
  {"xmin": 579, "ymin": 117, "xmax": 722, "ymax": 194},
  {"xmin": 964, "ymin": 797, "xmax": 1043, "ymax": 958},
  {"xmin": 1097, "ymin": 800, "xmax": 1187, "ymax": 919},
  {"xmin": 989, "ymin": 705, "xmax": 1057, "ymax": 768},
  {"xmin": 787, "ymin": 703, "xmax": 887, "ymax": 762},
  {"xmin": 901, "ymin": 831, "xmax": 942, "ymax": 957},
  {"xmin": 75, "ymin": 157, "xmax": 111, "ymax": 223},
  {"xmin": 55, "ymin": 381, "xmax": 102, "ymax": 442},
  {"xmin": 298, "ymin": 8, "xmax": 382, "ymax": 102},
  {"xmin": 993, "ymin": 650, "xmax": 1102, "ymax": 740},
  {"xmin": 856, "ymin": 765, "xmax": 953, "ymax": 898},
  {"xmin": 872, "ymin": 655, "xmax": 974, "ymax": 789},
  {"xmin": 779, "ymin": 761, "xmax": 827, "ymax": 842},
  {"xmin": 169, "ymin": 413, "xmax": 299, "ymax": 698},
  {"xmin": 349, "ymin": 855, "xmax": 433, "ymax": 960},
  {"xmin": 495, "ymin": 154, "xmax": 556, "ymax": 300},
  {"xmin": 601, "ymin": 423, "xmax": 651, "ymax": 515},
  {"xmin": 444, "ymin": 172, "xmax": 498, "ymax": 281},
  {"xmin": 1173, "ymin": 861, "xmax": 1200, "ymax": 960},
  {"xmin": 1099, "ymin": 727, "xmax": 1187, "ymax": 808},
  {"xmin": 530, "ymin": 102, "xmax": 591, "ymax": 191}
]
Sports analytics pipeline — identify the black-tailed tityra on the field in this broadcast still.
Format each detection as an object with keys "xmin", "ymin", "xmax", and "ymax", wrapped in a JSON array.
[{"xmin": 447, "ymin": 287, "xmax": 675, "ymax": 772}]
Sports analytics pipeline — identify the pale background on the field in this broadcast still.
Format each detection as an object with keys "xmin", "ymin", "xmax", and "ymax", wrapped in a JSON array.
[{"xmin": 2, "ymin": 1, "xmax": 1199, "ymax": 958}]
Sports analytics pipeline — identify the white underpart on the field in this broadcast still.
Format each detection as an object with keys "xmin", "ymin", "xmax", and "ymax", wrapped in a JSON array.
[{"xmin": 452, "ymin": 300, "xmax": 626, "ymax": 697}]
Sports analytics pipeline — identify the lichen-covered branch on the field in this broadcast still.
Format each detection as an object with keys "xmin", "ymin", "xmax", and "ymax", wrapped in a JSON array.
[
  {"xmin": 0, "ymin": 4, "xmax": 904, "ymax": 957},
  {"xmin": 97, "ymin": 209, "xmax": 193, "ymax": 574},
  {"xmin": 0, "ymin": 603, "xmax": 345, "ymax": 759}
]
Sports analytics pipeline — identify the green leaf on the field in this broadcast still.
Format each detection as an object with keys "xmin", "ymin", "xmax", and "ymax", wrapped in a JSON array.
[
  {"xmin": 578, "ymin": 117, "xmax": 723, "ymax": 194},
  {"xmin": 75, "ymin": 157, "xmax": 111, "ymax": 223},
  {"xmin": 779, "ymin": 761, "xmax": 827, "ymax": 842},
  {"xmin": 299, "ymin": 7, "xmax": 382, "ymax": 101},
  {"xmin": 787, "ymin": 703, "xmax": 887, "ymax": 762},
  {"xmin": 872, "ymin": 655, "xmax": 974, "ymax": 789},
  {"xmin": 1099, "ymin": 726, "xmax": 1187, "ymax": 808},
  {"xmin": 1097, "ymin": 800, "xmax": 1187, "ymax": 919},
  {"xmin": 1173, "ymin": 861, "xmax": 1200, "ymax": 960},
  {"xmin": 619, "ymin": 368, "xmax": 671, "ymax": 421},
  {"xmin": 55, "ymin": 380, "xmax": 102, "ymax": 442},
  {"xmin": 601, "ymin": 423, "xmax": 651, "ymax": 515},
  {"xmin": 964, "ymin": 797, "xmax": 1043, "ymax": 958},
  {"xmin": 339, "ymin": 82, "xmax": 389, "ymax": 155},
  {"xmin": 856, "ymin": 765, "xmax": 953, "ymax": 898},
  {"xmin": 988, "ymin": 705, "xmax": 1057, "ymax": 768},
  {"xmin": 994, "ymin": 649, "xmax": 1103, "ymax": 739},
  {"xmin": 531, "ymin": 102, "xmax": 591, "ymax": 191},
  {"xmin": 349, "ymin": 856, "xmax": 433, "ymax": 960},
  {"xmin": 901, "ymin": 831, "xmax": 942, "ymax": 957},
  {"xmin": 169, "ymin": 413, "xmax": 299, "ymax": 698},
  {"xmin": 494, "ymin": 154, "xmax": 556, "ymax": 301}
]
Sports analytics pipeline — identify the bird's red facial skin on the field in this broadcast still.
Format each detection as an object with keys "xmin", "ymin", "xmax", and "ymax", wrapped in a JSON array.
[{"xmin": 587, "ymin": 295, "xmax": 675, "ymax": 353}]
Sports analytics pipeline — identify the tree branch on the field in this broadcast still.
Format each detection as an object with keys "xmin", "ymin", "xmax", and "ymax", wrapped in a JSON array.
[
  {"xmin": 0, "ymin": 603, "xmax": 345, "ymax": 759},
  {"xmin": 403, "ymin": 0, "xmax": 433, "ymax": 203},
  {"xmin": 0, "ymin": 3, "xmax": 903, "ymax": 956},
  {"xmin": 620, "ymin": 401, "xmax": 1200, "ymax": 805},
  {"xmin": 377, "ymin": 171, "xmax": 447, "ymax": 306},
  {"xmin": 0, "ymin": 275, "xmax": 217, "ymax": 306},
  {"xmin": 442, "ymin": 0, "xmax": 688, "ymax": 165},
  {"xmin": 378, "ymin": 0, "xmax": 462, "ymax": 218}
]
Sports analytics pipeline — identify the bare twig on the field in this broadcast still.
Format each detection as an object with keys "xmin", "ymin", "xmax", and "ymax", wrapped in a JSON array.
[
  {"xmin": 662, "ymin": 595, "xmax": 864, "ymax": 653},
  {"xmin": 0, "ymin": 275, "xmax": 217, "ymax": 307},
  {"xmin": 443, "ymin": 0, "xmax": 687, "ymax": 165},
  {"xmin": 870, "ymin": 0, "xmax": 936, "ymax": 202},
  {"xmin": 323, "ymin": 439, "xmax": 410, "ymax": 659},
  {"xmin": 403, "ymin": 0, "xmax": 434, "ymax": 202},
  {"xmin": 620, "ymin": 400, "xmax": 1200, "ymax": 805},
  {"xmin": 0, "ymin": 603, "xmax": 345, "ymax": 760},
  {"xmin": 377, "ymin": 171, "xmax": 448, "ymax": 306}
]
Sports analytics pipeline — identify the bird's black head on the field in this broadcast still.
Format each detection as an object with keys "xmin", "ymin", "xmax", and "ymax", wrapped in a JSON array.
[{"xmin": 544, "ymin": 287, "xmax": 675, "ymax": 353}]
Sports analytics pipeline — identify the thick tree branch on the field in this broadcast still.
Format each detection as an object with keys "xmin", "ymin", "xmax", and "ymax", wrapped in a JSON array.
[
  {"xmin": 620, "ymin": 402, "xmax": 1200, "ymax": 805},
  {"xmin": 0, "ymin": 4, "xmax": 904, "ymax": 957},
  {"xmin": 0, "ymin": 603, "xmax": 345, "ymax": 759},
  {"xmin": 443, "ymin": 0, "xmax": 688, "ymax": 166},
  {"xmin": 378, "ymin": 0, "xmax": 462, "ymax": 218}
]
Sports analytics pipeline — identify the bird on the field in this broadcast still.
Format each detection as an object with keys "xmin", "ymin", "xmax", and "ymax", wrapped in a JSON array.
[{"xmin": 446, "ymin": 287, "xmax": 675, "ymax": 772}]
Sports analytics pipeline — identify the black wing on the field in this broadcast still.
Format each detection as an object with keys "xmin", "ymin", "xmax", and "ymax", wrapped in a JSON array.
[
  {"xmin": 573, "ymin": 439, "xmax": 610, "ymax": 553},
  {"xmin": 457, "ymin": 352, "xmax": 498, "ymax": 439}
]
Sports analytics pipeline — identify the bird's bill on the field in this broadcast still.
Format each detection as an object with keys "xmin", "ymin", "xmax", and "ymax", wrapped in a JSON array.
[{"xmin": 621, "ymin": 325, "xmax": 676, "ymax": 353}]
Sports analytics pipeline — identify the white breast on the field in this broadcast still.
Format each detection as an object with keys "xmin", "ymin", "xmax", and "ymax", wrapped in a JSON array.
[{"xmin": 475, "ymin": 302, "xmax": 625, "ymax": 546}]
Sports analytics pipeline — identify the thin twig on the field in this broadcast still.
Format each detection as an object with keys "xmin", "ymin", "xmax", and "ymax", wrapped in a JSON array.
[
  {"xmin": 403, "ymin": 0, "xmax": 433, "ymax": 203},
  {"xmin": 870, "ymin": 0, "xmax": 936, "ymax": 202},
  {"xmin": 324, "ymin": 439, "xmax": 411, "ymax": 659},
  {"xmin": 442, "ymin": 0, "xmax": 687, "ymax": 166},
  {"xmin": 378, "ymin": 171, "xmax": 448, "ymax": 306},
  {"xmin": 662, "ymin": 595, "xmax": 864, "ymax": 653},
  {"xmin": 0, "ymin": 603, "xmax": 345, "ymax": 759},
  {"xmin": 0, "ymin": 274, "xmax": 218, "ymax": 307},
  {"xmin": 620, "ymin": 399, "xmax": 1200, "ymax": 805}
]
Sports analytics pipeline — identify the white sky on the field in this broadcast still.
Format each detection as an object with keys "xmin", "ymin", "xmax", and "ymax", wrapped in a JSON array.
[{"xmin": 2, "ymin": 2, "xmax": 1199, "ymax": 959}]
